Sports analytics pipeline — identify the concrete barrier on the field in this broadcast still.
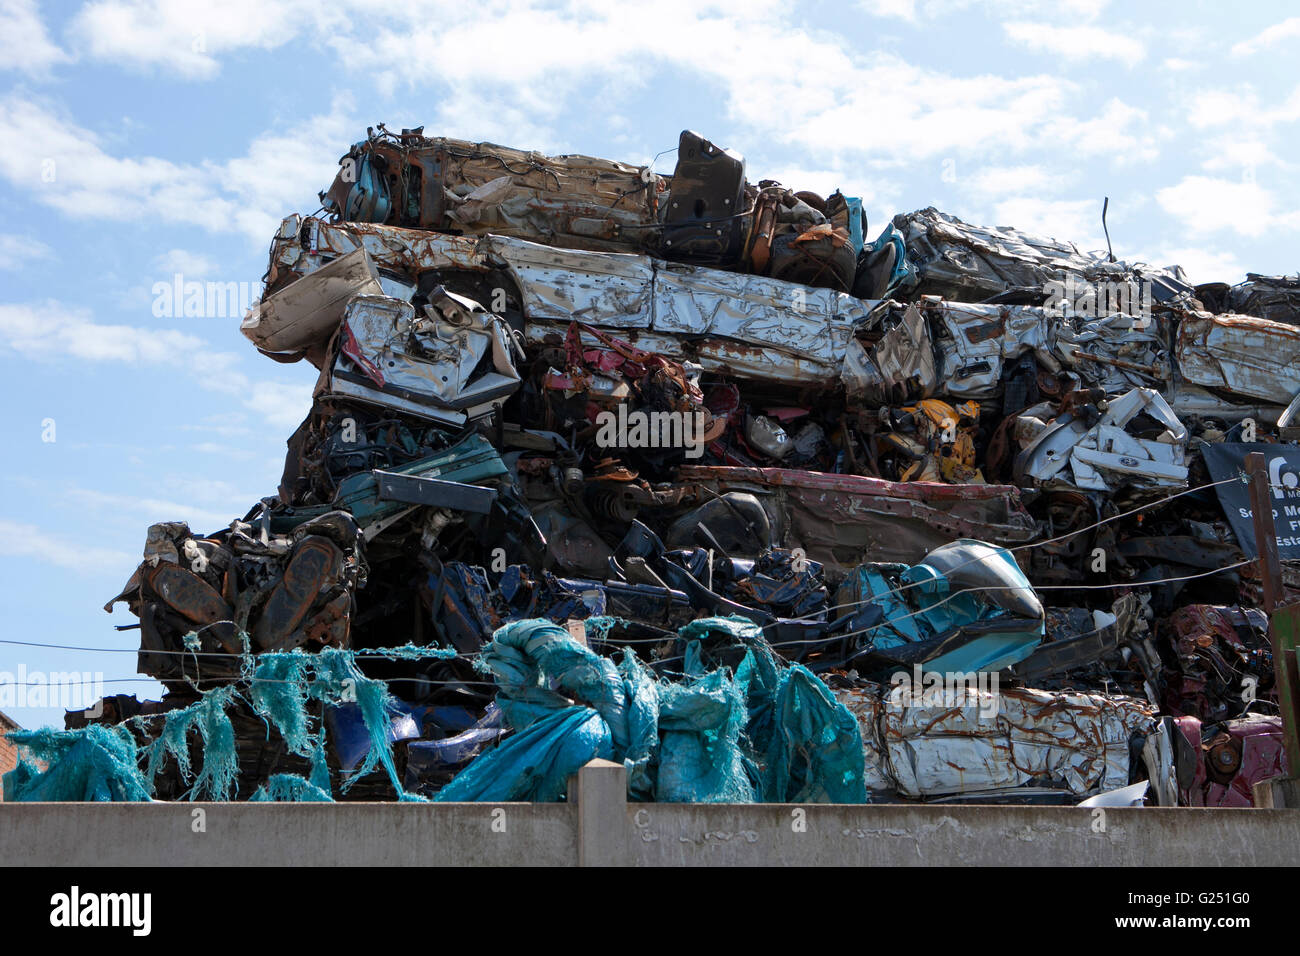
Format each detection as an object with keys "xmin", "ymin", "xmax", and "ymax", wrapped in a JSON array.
[{"xmin": 4, "ymin": 759, "xmax": 1299, "ymax": 866}]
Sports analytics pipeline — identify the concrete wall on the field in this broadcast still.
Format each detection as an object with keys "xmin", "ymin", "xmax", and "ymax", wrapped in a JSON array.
[
  {"xmin": 0, "ymin": 802, "xmax": 577, "ymax": 866},
  {"xmin": 4, "ymin": 760, "xmax": 1300, "ymax": 866}
]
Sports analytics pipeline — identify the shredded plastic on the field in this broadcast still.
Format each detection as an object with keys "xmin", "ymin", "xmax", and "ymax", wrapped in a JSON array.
[
  {"xmin": 5, "ymin": 623, "xmax": 863, "ymax": 804},
  {"xmin": 3, "ymin": 725, "xmax": 152, "ymax": 802},
  {"xmin": 436, "ymin": 615, "xmax": 866, "ymax": 803},
  {"xmin": 3, "ymin": 641, "xmax": 456, "ymax": 803},
  {"xmin": 143, "ymin": 685, "xmax": 240, "ymax": 800},
  {"xmin": 250, "ymin": 775, "xmax": 334, "ymax": 802}
]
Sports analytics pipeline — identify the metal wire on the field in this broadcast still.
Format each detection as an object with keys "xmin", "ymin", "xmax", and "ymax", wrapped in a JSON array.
[{"xmin": 0, "ymin": 472, "xmax": 1284, "ymax": 691}]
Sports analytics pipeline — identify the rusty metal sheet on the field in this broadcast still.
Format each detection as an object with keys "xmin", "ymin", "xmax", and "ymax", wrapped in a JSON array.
[
  {"xmin": 653, "ymin": 261, "xmax": 852, "ymax": 368},
  {"xmin": 927, "ymin": 299, "xmax": 1056, "ymax": 399},
  {"xmin": 266, "ymin": 214, "xmax": 488, "ymax": 293},
  {"xmin": 323, "ymin": 131, "xmax": 663, "ymax": 252},
  {"xmin": 838, "ymin": 683, "xmax": 1158, "ymax": 799},
  {"xmin": 271, "ymin": 216, "xmax": 865, "ymax": 386},
  {"xmin": 492, "ymin": 236, "xmax": 654, "ymax": 329},
  {"xmin": 677, "ymin": 465, "xmax": 1038, "ymax": 570},
  {"xmin": 1176, "ymin": 311, "xmax": 1300, "ymax": 405}
]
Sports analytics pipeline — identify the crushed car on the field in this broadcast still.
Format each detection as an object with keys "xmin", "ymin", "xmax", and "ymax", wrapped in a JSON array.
[{"xmin": 7, "ymin": 127, "xmax": 1298, "ymax": 808}]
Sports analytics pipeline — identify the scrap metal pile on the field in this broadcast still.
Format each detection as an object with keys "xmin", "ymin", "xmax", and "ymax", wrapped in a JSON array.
[{"xmin": 16, "ymin": 126, "xmax": 1300, "ymax": 806}]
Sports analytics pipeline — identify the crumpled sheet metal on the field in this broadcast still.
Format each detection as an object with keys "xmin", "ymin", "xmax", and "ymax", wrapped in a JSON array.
[
  {"xmin": 322, "ymin": 131, "xmax": 662, "ymax": 252},
  {"xmin": 1014, "ymin": 386, "xmax": 1188, "ymax": 492},
  {"xmin": 266, "ymin": 215, "xmax": 865, "ymax": 384},
  {"xmin": 891, "ymin": 206, "xmax": 1191, "ymax": 306},
  {"xmin": 1176, "ymin": 311, "xmax": 1300, "ymax": 405},
  {"xmin": 242, "ymin": 247, "xmax": 383, "ymax": 355},
  {"xmin": 926, "ymin": 299, "xmax": 1058, "ymax": 400},
  {"xmin": 837, "ymin": 683, "xmax": 1158, "ymax": 799},
  {"xmin": 1177, "ymin": 713, "xmax": 1288, "ymax": 808},
  {"xmin": 893, "ymin": 206, "xmax": 1105, "ymax": 302},
  {"xmin": 265, "ymin": 215, "xmax": 485, "ymax": 295},
  {"xmin": 851, "ymin": 301, "xmax": 1181, "ymax": 412},
  {"xmin": 331, "ymin": 133, "xmax": 663, "ymax": 253},
  {"xmin": 320, "ymin": 291, "xmax": 522, "ymax": 426},
  {"xmin": 1055, "ymin": 312, "xmax": 1170, "ymax": 392},
  {"xmin": 676, "ymin": 465, "xmax": 1039, "ymax": 570},
  {"xmin": 650, "ymin": 260, "xmax": 863, "ymax": 365},
  {"xmin": 1224, "ymin": 274, "xmax": 1300, "ymax": 326},
  {"xmin": 847, "ymin": 302, "xmax": 937, "ymax": 401}
]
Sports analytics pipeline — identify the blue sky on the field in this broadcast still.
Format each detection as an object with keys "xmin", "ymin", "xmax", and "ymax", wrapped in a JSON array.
[{"xmin": 0, "ymin": 0, "xmax": 1297, "ymax": 730}]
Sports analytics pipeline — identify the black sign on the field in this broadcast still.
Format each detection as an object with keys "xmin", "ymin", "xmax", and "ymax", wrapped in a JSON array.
[{"xmin": 1201, "ymin": 442, "xmax": 1300, "ymax": 559}]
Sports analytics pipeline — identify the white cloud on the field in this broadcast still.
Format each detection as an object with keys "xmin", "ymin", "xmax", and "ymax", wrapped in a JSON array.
[
  {"xmin": 0, "ymin": 232, "xmax": 53, "ymax": 269},
  {"xmin": 0, "ymin": 91, "xmax": 353, "ymax": 242},
  {"xmin": 1150, "ymin": 246, "xmax": 1246, "ymax": 285},
  {"xmin": 240, "ymin": 380, "xmax": 313, "ymax": 430},
  {"xmin": 0, "ymin": 518, "xmax": 133, "ymax": 573},
  {"xmin": 1186, "ymin": 84, "xmax": 1300, "ymax": 132},
  {"xmin": 0, "ymin": 0, "xmax": 71, "ymax": 75},
  {"xmin": 291, "ymin": 2, "xmax": 1097, "ymax": 169},
  {"xmin": 858, "ymin": 0, "xmax": 1111, "ymax": 21},
  {"xmin": 963, "ymin": 164, "xmax": 1057, "ymax": 199},
  {"xmin": 1044, "ymin": 98, "xmax": 1158, "ymax": 164},
  {"xmin": 0, "ymin": 299, "xmax": 229, "ymax": 366},
  {"xmin": 992, "ymin": 197, "xmax": 1107, "ymax": 250},
  {"xmin": 1197, "ymin": 137, "xmax": 1285, "ymax": 174},
  {"xmin": 1002, "ymin": 21, "xmax": 1144, "ymax": 65},
  {"xmin": 68, "ymin": 0, "xmax": 312, "ymax": 79},
  {"xmin": 217, "ymin": 102, "xmax": 356, "ymax": 240},
  {"xmin": 857, "ymin": 0, "xmax": 918, "ymax": 21},
  {"xmin": 0, "ymin": 300, "xmax": 313, "ymax": 427},
  {"xmin": 62, "ymin": 488, "xmax": 238, "ymax": 533},
  {"xmin": 9, "ymin": 1, "xmax": 1155, "ymax": 189},
  {"xmin": 1230, "ymin": 16, "xmax": 1300, "ymax": 57},
  {"xmin": 154, "ymin": 249, "xmax": 217, "ymax": 277},
  {"xmin": 1155, "ymin": 175, "xmax": 1300, "ymax": 238}
]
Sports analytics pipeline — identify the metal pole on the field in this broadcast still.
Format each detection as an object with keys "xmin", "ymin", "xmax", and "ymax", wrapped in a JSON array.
[
  {"xmin": 1271, "ymin": 605, "xmax": 1300, "ymax": 780},
  {"xmin": 1246, "ymin": 451, "xmax": 1300, "ymax": 778},
  {"xmin": 1246, "ymin": 452, "xmax": 1283, "ymax": 613}
]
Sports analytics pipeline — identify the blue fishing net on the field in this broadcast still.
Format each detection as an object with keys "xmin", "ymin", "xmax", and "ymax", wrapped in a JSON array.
[
  {"xmin": 142, "ymin": 685, "xmax": 241, "ymax": 801},
  {"xmin": 435, "ymin": 705, "xmax": 613, "ymax": 802},
  {"xmin": 5, "ymin": 620, "xmax": 864, "ymax": 804},
  {"xmin": 439, "ymin": 615, "xmax": 867, "ymax": 803},
  {"xmin": 4, "ymin": 640, "xmax": 456, "ymax": 803},
  {"xmin": 3, "ymin": 724, "xmax": 152, "ymax": 802},
  {"xmin": 764, "ymin": 665, "xmax": 866, "ymax": 803},
  {"xmin": 655, "ymin": 668, "xmax": 753, "ymax": 802},
  {"xmin": 250, "ymin": 776, "xmax": 334, "ymax": 802}
]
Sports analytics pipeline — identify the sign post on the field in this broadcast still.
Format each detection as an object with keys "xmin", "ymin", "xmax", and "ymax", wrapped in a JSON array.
[{"xmin": 1246, "ymin": 451, "xmax": 1300, "ymax": 786}]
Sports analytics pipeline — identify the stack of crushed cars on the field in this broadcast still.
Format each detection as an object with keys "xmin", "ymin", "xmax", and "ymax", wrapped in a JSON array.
[{"xmin": 17, "ymin": 125, "xmax": 1300, "ymax": 807}]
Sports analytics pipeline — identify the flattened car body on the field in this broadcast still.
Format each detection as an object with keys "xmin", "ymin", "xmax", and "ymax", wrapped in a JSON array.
[
  {"xmin": 263, "ymin": 214, "xmax": 866, "ymax": 386},
  {"xmin": 1176, "ymin": 311, "xmax": 1300, "ymax": 405}
]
